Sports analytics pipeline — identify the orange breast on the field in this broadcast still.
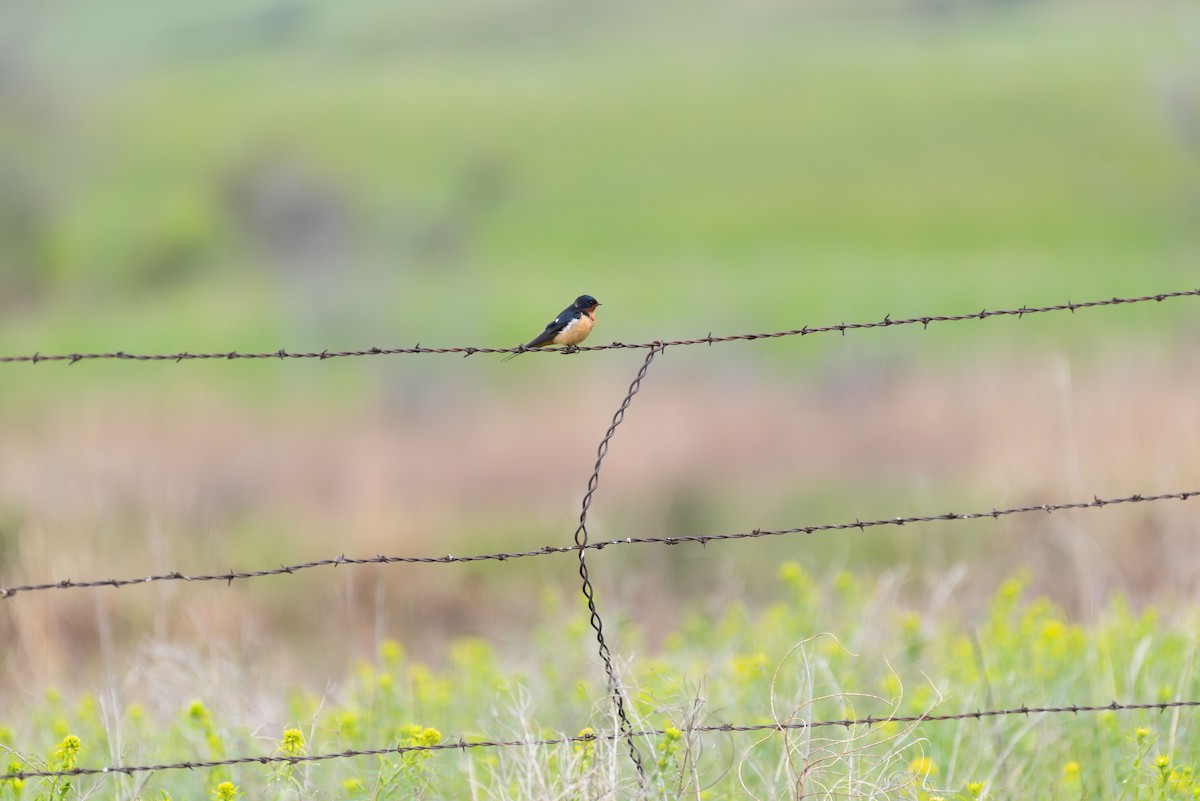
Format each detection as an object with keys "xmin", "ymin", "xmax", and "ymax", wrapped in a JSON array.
[{"xmin": 551, "ymin": 313, "xmax": 595, "ymax": 346}]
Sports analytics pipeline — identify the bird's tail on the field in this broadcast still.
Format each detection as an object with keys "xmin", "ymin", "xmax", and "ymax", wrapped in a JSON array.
[{"xmin": 501, "ymin": 345, "xmax": 530, "ymax": 363}]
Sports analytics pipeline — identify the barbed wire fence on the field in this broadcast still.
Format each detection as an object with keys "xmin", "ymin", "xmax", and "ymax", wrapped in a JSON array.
[
  {"xmin": 2, "ymin": 287, "xmax": 1199, "ymax": 787},
  {"xmin": 0, "ymin": 288, "xmax": 1196, "ymax": 365}
]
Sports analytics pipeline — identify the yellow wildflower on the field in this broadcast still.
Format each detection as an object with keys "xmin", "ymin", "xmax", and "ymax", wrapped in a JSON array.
[
  {"xmin": 213, "ymin": 781, "xmax": 238, "ymax": 801},
  {"xmin": 280, "ymin": 728, "xmax": 305, "ymax": 756}
]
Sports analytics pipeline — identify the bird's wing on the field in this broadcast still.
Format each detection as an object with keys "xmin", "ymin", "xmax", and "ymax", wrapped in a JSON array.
[{"xmin": 523, "ymin": 306, "xmax": 576, "ymax": 348}]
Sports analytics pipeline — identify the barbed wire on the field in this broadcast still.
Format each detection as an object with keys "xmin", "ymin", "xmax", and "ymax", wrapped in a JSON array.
[
  {"xmin": 3, "ymin": 489, "xmax": 1194, "ymax": 600},
  {"xmin": 573, "ymin": 345, "xmax": 663, "ymax": 779},
  {"xmin": 3, "ymin": 698, "xmax": 1195, "ymax": 782},
  {"xmin": 1, "ymin": 288, "xmax": 1196, "ymax": 365}
]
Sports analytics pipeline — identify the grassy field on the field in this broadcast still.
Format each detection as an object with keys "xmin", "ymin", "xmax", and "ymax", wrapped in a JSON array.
[
  {"xmin": 3, "ymin": 1, "xmax": 1200, "ymax": 798},
  {"xmin": 3, "ymin": 570, "xmax": 1199, "ymax": 799},
  {"xmin": 3, "ymin": 0, "xmax": 1198, "ymax": 417},
  {"xmin": 3, "ymin": 1, "xmax": 1198, "ymax": 374}
]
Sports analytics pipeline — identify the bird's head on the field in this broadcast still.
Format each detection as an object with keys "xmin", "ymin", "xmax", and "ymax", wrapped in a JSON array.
[{"xmin": 575, "ymin": 294, "xmax": 600, "ymax": 312}]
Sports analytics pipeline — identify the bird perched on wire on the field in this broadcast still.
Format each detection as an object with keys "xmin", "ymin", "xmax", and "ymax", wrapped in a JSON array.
[{"xmin": 504, "ymin": 294, "xmax": 601, "ymax": 361}]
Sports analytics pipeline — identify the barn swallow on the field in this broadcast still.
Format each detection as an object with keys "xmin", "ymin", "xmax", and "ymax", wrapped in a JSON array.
[{"xmin": 504, "ymin": 294, "xmax": 601, "ymax": 361}]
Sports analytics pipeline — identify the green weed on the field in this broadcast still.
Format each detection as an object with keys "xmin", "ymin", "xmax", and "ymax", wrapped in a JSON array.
[{"xmin": 6, "ymin": 566, "xmax": 1196, "ymax": 798}]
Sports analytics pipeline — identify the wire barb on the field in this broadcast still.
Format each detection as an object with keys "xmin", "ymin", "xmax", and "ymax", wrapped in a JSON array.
[{"xmin": 2, "ymin": 288, "xmax": 1198, "ymax": 364}]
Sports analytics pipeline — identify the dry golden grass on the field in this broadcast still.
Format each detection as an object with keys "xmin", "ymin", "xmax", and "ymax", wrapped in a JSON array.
[{"xmin": 2, "ymin": 348, "xmax": 1198, "ymax": 697}]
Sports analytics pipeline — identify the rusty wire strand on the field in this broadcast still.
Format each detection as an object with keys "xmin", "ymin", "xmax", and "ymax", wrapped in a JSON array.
[
  {"xmin": 1, "ymin": 289, "xmax": 1196, "ymax": 365},
  {"xmin": 573, "ymin": 344, "xmax": 663, "ymax": 780},
  {"xmin": 2, "ymin": 698, "xmax": 1196, "ymax": 782},
  {"xmin": 2, "ymin": 490, "xmax": 1194, "ymax": 600}
]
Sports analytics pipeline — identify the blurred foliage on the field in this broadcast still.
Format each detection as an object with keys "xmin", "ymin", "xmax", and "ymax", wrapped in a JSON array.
[{"xmin": 0, "ymin": 0, "xmax": 1197, "ymax": 389}]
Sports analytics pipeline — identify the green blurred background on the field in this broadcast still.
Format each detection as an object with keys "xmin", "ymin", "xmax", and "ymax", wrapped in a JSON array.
[
  {"xmin": 3, "ymin": 0, "xmax": 1197, "ymax": 365},
  {"xmin": 2, "ymin": 0, "xmax": 1199, "ymax": 690}
]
